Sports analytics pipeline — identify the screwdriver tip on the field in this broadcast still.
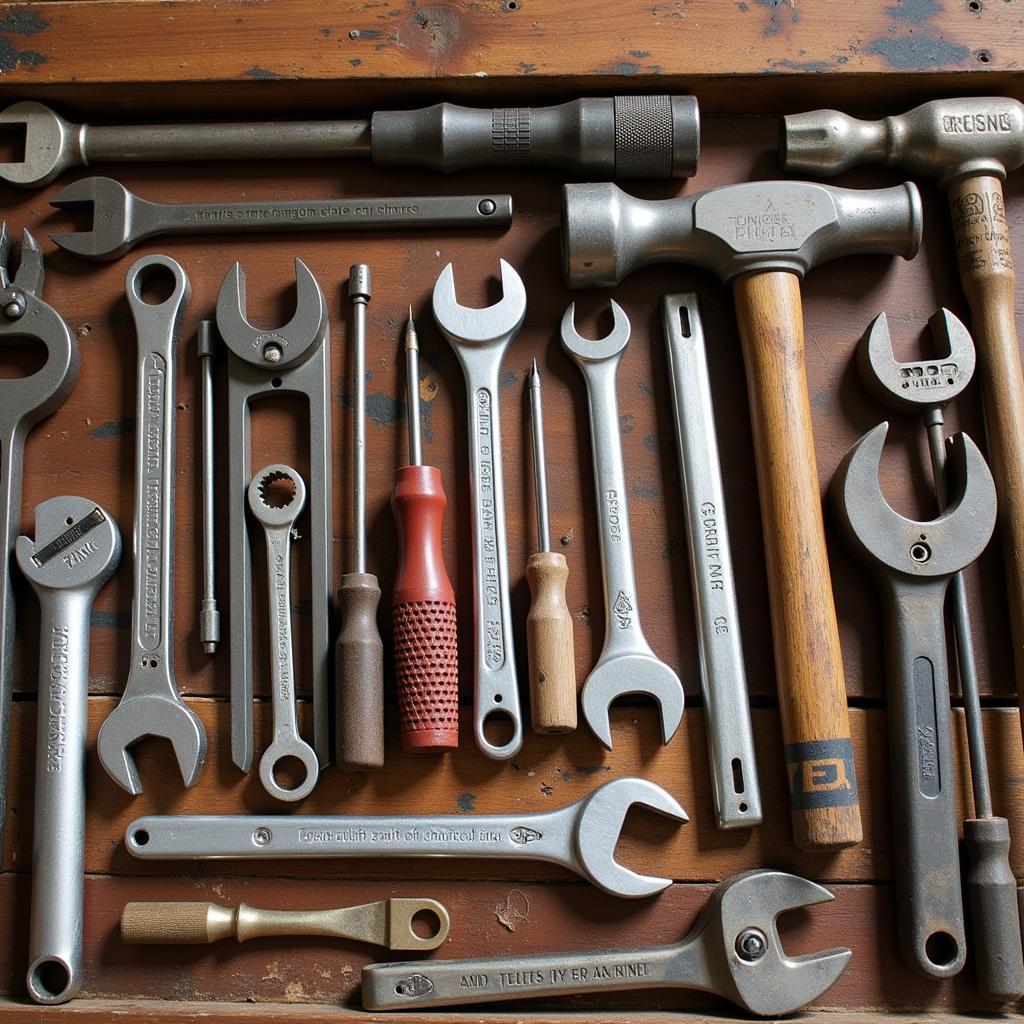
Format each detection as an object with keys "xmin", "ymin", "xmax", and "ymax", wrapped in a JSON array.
[{"xmin": 530, "ymin": 358, "xmax": 540, "ymax": 383}]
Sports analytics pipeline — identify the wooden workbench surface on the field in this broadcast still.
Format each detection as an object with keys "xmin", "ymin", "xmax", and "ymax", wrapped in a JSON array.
[{"xmin": 0, "ymin": 1, "xmax": 1022, "ymax": 1019}]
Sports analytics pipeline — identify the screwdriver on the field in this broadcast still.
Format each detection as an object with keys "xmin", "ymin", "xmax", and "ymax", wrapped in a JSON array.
[
  {"xmin": 391, "ymin": 308, "xmax": 459, "ymax": 752},
  {"xmin": 335, "ymin": 264, "xmax": 385, "ymax": 771},
  {"xmin": 526, "ymin": 361, "xmax": 577, "ymax": 734}
]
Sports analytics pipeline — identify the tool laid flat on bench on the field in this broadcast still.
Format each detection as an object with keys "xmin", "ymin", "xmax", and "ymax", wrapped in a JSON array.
[
  {"xmin": 0, "ymin": 96, "xmax": 700, "ymax": 188},
  {"xmin": 124, "ymin": 777, "xmax": 687, "ymax": 899},
  {"xmin": 362, "ymin": 869, "xmax": 851, "ymax": 1016},
  {"xmin": 49, "ymin": 177, "xmax": 513, "ymax": 262}
]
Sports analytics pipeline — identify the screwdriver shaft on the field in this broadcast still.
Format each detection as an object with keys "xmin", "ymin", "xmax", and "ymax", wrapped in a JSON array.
[
  {"xmin": 529, "ymin": 360, "xmax": 551, "ymax": 553},
  {"xmin": 197, "ymin": 320, "xmax": 220, "ymax": 655},
  {"xmin": 406, "ymin": 308, "xmax": 423, "ymax": 467},
  {"xmin": 351, "ymin": 265, "xmax": 370, "ymax": 574}
]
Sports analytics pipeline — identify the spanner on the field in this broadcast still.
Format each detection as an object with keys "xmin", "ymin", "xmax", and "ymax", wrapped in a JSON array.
[
  {"xmin": 247, "ymin": 465, "xmax": 319, "ymax": 802},
  {"xmin": 432, "ymin": 260, "xmax": 526, "ymax": 760},
  {"xmin": 124, "ymin": 777, "xmax": 688, "ymax": 899},
  {"xmin": 560, "ymin": 301, "xmax": 684, "ymax": 749},
  {"xmin": 97, "ymin": 255, "xmax": 206, "ymax": 794},
  {"xmin": 662, "ymin": 294, "xmax": 761, "ymax": 829},
  {"xmin": 0, "ymin": 225, "xmax": 79, "ymax": 852},
  {"xmin": 831, "ymin": 422, "xmax": 997, "ymax": 978},
  {"xmin": 49, "ymin": 177, "xmax": 513, "ymax": 262},
  {"xmin": 363, "ymin": 869, "xmax": 851, "ymax": 1016},
  {"xmin": 15, "ymin": 496, "xmax": 120, "ymax": 1004}
]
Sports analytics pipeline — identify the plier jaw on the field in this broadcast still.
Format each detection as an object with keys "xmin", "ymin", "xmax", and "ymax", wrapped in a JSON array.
[{"xmin": 0, "ymin": 223, "xmax": 44, "ymax": 317}]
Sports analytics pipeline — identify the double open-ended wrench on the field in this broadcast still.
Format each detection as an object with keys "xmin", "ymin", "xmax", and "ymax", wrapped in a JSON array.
[
  {"xmin": 560, "ymin": 302, "xmax": 684, "ymax": 749},
  {"xmin": 248, "ymin": 465, "xmax": 319, "ymax": 802},
  {"xmin": 432, "ymin": 260, "xmax": 526, "ymax": 760},
  {"xmin": 97, "ymin": 256, "xmax": 206, "ymax": 794}
]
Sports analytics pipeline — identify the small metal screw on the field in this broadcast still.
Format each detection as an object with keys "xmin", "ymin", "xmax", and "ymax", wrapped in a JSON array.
[
  {"xmin": 263, "ymin": 342, "xmax": 283, "ymax": 364},
  {"xmin": 735, "ymin": 927, "xmax": 768, "ymax": 962},
  {"xmin": 478, "ymin": 198, "xmax": 497, "ymax": 216},
  {"xmin": 252, "ymin": 827, "xmax": 272, "ymax": 846},
  {"xmin": 3, "ymin": 290, "xmax": 26, "ymax": 319}
]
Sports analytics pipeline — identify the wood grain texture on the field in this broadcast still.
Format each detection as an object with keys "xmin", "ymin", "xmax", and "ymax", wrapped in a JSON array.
[{"xmin": 525, "ymin": 551, "xmax": 577, "ymax": 733}]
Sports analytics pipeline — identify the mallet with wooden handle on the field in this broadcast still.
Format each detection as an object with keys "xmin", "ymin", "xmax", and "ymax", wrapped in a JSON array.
[{"xmin": 562, "ymin": 179, "xmax": 922, "ymax": 850}]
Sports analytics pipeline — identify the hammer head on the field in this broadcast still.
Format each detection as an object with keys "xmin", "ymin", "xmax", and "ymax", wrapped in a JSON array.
[{"xmin": 563, "ymin": 180, "xmax": 922, "ymax": 287}]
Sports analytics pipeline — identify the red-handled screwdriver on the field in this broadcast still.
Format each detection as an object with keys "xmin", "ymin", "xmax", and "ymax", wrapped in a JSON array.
[{"xmin": 391, "ymin": 308, "xmax": 459, "ymax": 752}]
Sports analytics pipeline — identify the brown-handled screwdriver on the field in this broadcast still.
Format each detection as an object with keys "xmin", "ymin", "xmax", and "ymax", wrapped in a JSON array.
[
  {"xmin": 526, "ymin": 361, "xmax": 577, "ymax": 733},
  {"xmin": 391, "ymin": 308, "xmax": 459, "ymax": 751},
  {"xmin": 335, "ymin": 265, "xmax": 385, "ymax": 770}
]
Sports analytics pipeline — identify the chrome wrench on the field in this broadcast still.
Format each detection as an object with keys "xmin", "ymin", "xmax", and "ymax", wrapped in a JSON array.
[
  {"xmin": 16, "ymin": 497, "xmax": 120, "ymax": 1004},
  {"xmin": 662, "ymin": 294, "xmax": 761, "ymax": 829},
  {"xmin": 560, "ymin": 301, "xmax": 684, "ymax": 749},
  {"xmin": 97, "ymin": 255, "xmax": 206, "ymax": 793},
  {"xmin": 431, "ymin": 260, "xmax": 525, "ymax": 760},
  {"xmin": 248, "ymin": 465, "xmax": 319, "ymax": 802}
]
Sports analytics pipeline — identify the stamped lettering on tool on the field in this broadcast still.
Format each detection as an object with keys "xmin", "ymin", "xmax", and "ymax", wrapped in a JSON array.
[
  {"xmin": 46, "ymin": 625, "xmax": 70, "ymax": 772},
  {"xmin": 612, "ymin": 591, "xmax": 633, "ymax": 629},
  {"xmin": 951, "ymin": 184, "xmax": 1014, "ymax": 276},
  {"xmin": 700, "ymin": 501, "xmax": 727, "ymax": 593},
  {"xmin": 395, "ymin": 974, "xmax": 434, "ymax": 998},
  {"xmin": 297, "ymin": 824, "xmax": 530, "ymax": 846},
  {"xmin": 941, "ymin": 112, "xmax": 1013, "ymax": 134},
  {"xmin": 785, "ymin": 738, "xmax": 859, "ymax": 809},
  {"xmin": 139, "ymin": 354, "xmax": 166, "ymax": 652},
  {"xmin": 475, "ymin": 388, "xmax": 505, "ymax": 666},
  {"xmin": 272, "ymin": 551, "xmax": 292, "ymax": 702}
]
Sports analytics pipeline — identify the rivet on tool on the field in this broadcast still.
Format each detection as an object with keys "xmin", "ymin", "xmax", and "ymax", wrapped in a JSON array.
[{"xmin": 735, "ymin": 927, "xmax": 768, "ymax": 962}]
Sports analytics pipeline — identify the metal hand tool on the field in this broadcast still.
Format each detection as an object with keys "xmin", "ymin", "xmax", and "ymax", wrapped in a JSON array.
[
  {"xmin": 97, "ymin": 255, "xmax": 206, "ymax": 794},
  {"xmin": 560, "ymin": 301, "xmax": 684, "ymax": 751},
  {"xmin": 0, "ymin": 226, "xmax": 78, "ymax": 852},
  {"xmin": 248, "ymin": 465, "xmax": 319, "ymax": 802},
  {"xmin": 432, "ymin": 260, "xmax": 525, "ymax": 760},
  {"xmin": 125, "ymin": 777, "xmax": 687, "ymax": 899},
  {"xmin": 783, "ymin": 98, "xmax": 1024, "ymax": 756},
  {"xmin": 391, "ymin": 308, "xmax": 459, "ymax": 752},
  {"xmin": 197, "ymin": 321, "xmax": 220, "ymax": 655},
  {"xmin": 831, "ymin": 422, "xmax": 997, "ymax": 979},
  {"xmin": 15, "ymin": 497, "xmax": 120, "ymax": 1004},
  {"xmin": 563, "ymin": 179, "xmax": 922, "ymax": 849},
  {"xmin": 662, "ymin": 293, "xmax": 761, "ymax": 830},
  {"xmin": 859, "ymin": 310, "xmax": 1024, "ymax": 1000},
  {"xmin": 335, "ymin": 265, "xmax": 384, "ymax": 771},
  {"xmin": 121, "ymin": 896, "xmax": 449, "ymax": 951},
  {"xmin": 0, "ymin": 96, "xmax": 700, "ymax": 188},
  {"xmin": 49, "ymin": 177, "xmax": 513, "ymax": 262},
  {"xmin": 526, "ymin": 360, "xmax": 576, "ymax": 734},
  {"xmin": 362, "ymin": 869, "xmax": 850, "ymax": 1016},
  {"xmin": 217, "ymin": 259, "xmax": 331, "ymax": 773}
]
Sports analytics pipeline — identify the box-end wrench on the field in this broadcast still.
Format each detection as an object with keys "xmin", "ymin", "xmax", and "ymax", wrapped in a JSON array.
[
  {"xmin": 363, "ymin": 869, "xmax": 851, "ymax": 1016},
  {"xmin": 247, "ymin": 465, "xmax": 319, "ymax": 802},
  {"xmin": 124, "ymin": 777, "xmax": 687, "ymax": 899},
  {"xmin": 662, "ymin": 295, "xmax": 761, "ymax": 830},
  {"xmin": 97, "ymin": 255, "xmax": 206, "ymax": 794},
  {"xmin": 831, "ymin": 422, "xmax": 997, "ymax": 978},
  {"xmin": 15, "ymin": 497, "xmax": 120, "ymax": 1004},
  {"xmin": 560, "ymin": 301, "xmax": 684, "ymax": 749},
  {"xmin": 0, "ymin": 226, "xmax": 78, "ymax": 853},
  {"xmin": 431, "ymin": 260, "xmax": 526, "ymax": 760},
  {"xmin": 49, "ymin": 177, "xmax": 514, "ymax": 262}
]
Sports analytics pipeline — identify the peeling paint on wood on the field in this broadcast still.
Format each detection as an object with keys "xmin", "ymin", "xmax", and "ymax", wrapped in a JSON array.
[
  {"xmin": 90, "ymin": 417, "xmax": 134, "ymax": 439},
  {"xmin": 866, "ymin": 33, "xmax": 970, "ymax": 69}
]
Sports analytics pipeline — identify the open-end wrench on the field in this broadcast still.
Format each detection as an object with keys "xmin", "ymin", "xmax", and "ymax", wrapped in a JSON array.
[
  {"xmin": 124, "ymin": 777, "xmax": 687, "ymax": 899},
  {"xmin": 0, "ymin": 226, "xmax": 79, "ymax": 852},
  {"xmin": 831, "ymin": 422, "xmax": 997, "ymax": 978},
  {"xmin": 362, "ymin": 869, "xmax": 850, "ymax": 1015},
  {"xmin": 49, "ymin": 177, "xmax": 513, "ymax": 262},
  {"xmin": 15, "ymin": 497, "xmax": 120, "ymax": 1004},
  {"xmin": 560, "ymin": 301, "xmax": 684, "ymax": 749},
  {"xmin": 662, "ymin": 294, "xmax": 760, "ymax": 829},
  {"xmin": 97, "ymin": 256, "xmax": 206, "ymax": 794},
  {"xmin": 431, "ymin": 260, "xmax": 526, "ymax": 760},
  {"xmin": 247, "ymin": 465, "xmax": 319, "ymax": 802}
]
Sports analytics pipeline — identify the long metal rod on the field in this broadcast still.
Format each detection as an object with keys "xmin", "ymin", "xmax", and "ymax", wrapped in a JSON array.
[
  {"xmin": 529, "ymin": 359, "xmax": 551, "ymax": 553},
  {"xmin": 197, "ymin": 321, "xmax": 219, "ymax": 654},
  {"xmin": 349, "ymin": 265, "xmax": 371, "ymax": 575},
  {"xmin": 405, "ymin": 307, "xmax": 422, "ymax": 467}
]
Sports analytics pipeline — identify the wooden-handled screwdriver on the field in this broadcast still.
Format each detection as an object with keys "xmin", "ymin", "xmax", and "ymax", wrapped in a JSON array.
[
  {"xmin": 391, "ymin": 308, "xmax": 459, "ymax": 751},
  {"xmin": 336, "ymin": 264, "xmax": 385, "ymax": 770},
  {"xmin": 526, "ymin": 360, "xmax": 576, "ymax": 733}
]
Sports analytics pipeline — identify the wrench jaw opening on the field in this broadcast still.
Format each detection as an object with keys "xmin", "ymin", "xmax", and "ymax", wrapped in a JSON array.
[
  {"xmin": 50, "ymin": 177, "xmax": 136, "ymax": 261},
  {"xmin": 0, "ymin": 102, "xmax": 80, "ymax": 189},
  {"xmin": 580, "ymin": 658, "xmax": 685, "ymax": 749},
  {"xmin": 431, "ymin": 259, "xmax": 526, "ymax": 346}
]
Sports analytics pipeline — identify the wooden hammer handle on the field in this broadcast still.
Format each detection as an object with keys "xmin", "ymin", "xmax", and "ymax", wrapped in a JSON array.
[{"xmin": 733, "ymin": 270, "xmax": 862, "ymax": 850}]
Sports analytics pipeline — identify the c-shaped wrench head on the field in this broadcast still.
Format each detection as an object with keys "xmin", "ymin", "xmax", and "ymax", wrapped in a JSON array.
[
  {"xmin": 0, "ymin": 102, "xmax": 82, "ymax": 189},
  {"xmin": 431, "ymin": 258, "xmax": 526, "ymax": 355},
  {"xmin": 558, "ymin": 298, "xmax": 631, "ymax": 363},
  {"xmin": 50, "ymin": 177, "xmax": 143, "ymax": 262},
  {"xmin": 831, "ymin": 422, "xmax": 997, "ymax": 578}
]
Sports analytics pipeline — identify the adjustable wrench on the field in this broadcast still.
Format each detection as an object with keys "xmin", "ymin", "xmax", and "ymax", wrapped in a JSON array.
[
  {"xmin": 0, "ymin": 226, "xmax": 78, "ymax": 851},
  {"xmin": 662, "ymin": 294, "xmax": 760, "ymax": 829},
  {"xmin": 15, "ymin": 497, "xmax": 120, "ymax": 1004},
  {"xmin": 50, "ymin": 177, "xmax": 513, "ymax": 262},
  {"xmin": 831, "ymin": 422, "xmax": 997, "ymax": 978},
  {"xmin": 431, "ymin": 260, "xmax": 526, "ymax": 760},
  {"xmin": 247, "ymin": 465, "xmax": 319, "ymax": 802},
  {"xmin": 97, "ymin": 255, "xmax": 206, "ymax": 794},
  {"xmin": 124, "ymin": 777, "xmax": 687, "ymax": 899},
  {"xmin": 363, "ymin": 870, "xmax": 850, "ymax": 1016},
  {"xmin": 560, "ymin": 301, "xmax": 684, "ymax": 749}
]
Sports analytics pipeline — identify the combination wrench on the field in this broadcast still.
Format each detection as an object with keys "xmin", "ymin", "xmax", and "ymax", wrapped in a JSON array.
[
  {"xmin": 560, "ymin": 301, "xmax": 684, "ymax": 749},
  {"xmin": 16, "ymin": 497, "xmax": 120, "ymax": 1004},
  {"xmin": 97, "ymin": 255, "xmax": 206, "ymax": 794},
  {"xmin": 432, "ymin": 260, "xmax": 526, "ymax": 760},
  {"xmin": 124, "ymin": 777, "xmax": 687, "ymax": 899},
  {"xmin": 247, "ymin": 465, "xmax": 319, "ymax": 802}
]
